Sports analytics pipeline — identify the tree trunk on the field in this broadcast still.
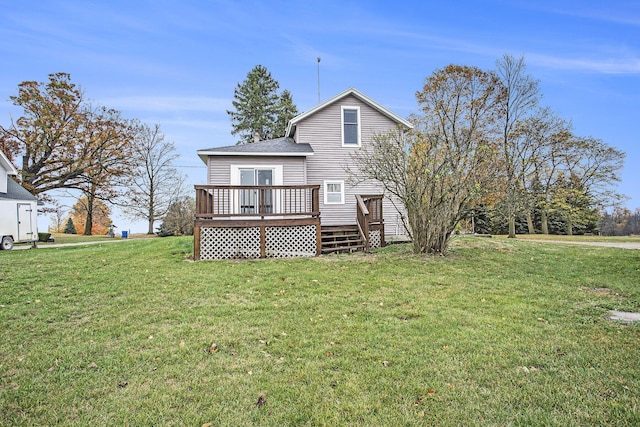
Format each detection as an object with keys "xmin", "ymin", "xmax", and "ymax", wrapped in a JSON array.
[
  {"xmin": 566, "ymin": 219, "xmax": 573, "ymax": 236},
  {"xmin": 147, "ymin": 188, "xmax": 155, "ymax": 234},
  {"xmin": 508, "ymin": 216, "xmax": 516, "ymax": 238},
  {"xmin": 84, "ymin": 193, "xmax": 94, "ymax": 236},
  {"xmin": 526, "ymin": 210, "xmax": 536, "ymax": 234},
  {"xmin": 541, "ymin": 210, "xmax": 549, "ymax": 235}
]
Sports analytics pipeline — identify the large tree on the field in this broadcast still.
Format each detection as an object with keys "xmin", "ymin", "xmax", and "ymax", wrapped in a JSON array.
[
  {"xmin": 70, "ymin": 197, "xmax": 112, "ymax": 235},
  {"xmin": 120, "ymin": 122, "xmax": 184, "ymax": 234},
  {"xmin": 227, "ymin": 65, "xmax": 298, "ymax": 144},
  {"xmin": 75, "ymin": 106, "xmax": 135, "ymax": 235},
  {"xmin": 0, "ymin": 73, "xmax": 87, "ymax": 196},
  {"xmin": 350, "ymin": 65, "xmax": 501, "ymax": 254},
  {"xmin": 511, "ymin": 108, "xmax": 570, "ymax": 234},
  {"xmin": 495, "ymin": 55, "xmax": 541, "ymax": 238},
  {"xmin": 0, "ymin": 73, "xmax": 137, "ymax": 229}
]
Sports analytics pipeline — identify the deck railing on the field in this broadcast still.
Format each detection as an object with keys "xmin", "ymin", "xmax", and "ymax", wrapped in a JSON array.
[
  {"xmin": 355, "ymin": 194, "xmax": 384, "ymax": 252},
  {"xmin": 195, "ymin": 185, "xmax": 320, "ymax": 219}
]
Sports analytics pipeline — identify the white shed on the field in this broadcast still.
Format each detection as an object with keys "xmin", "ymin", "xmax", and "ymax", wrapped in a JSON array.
[{"xmin": 0, "ymin": 151, "xmax": 38, "ymax": 250}]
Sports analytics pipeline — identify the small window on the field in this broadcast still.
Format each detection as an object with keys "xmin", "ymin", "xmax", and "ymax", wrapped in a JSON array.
[
  {"xmin": 342, "ymin": 107, "xmax": 360, "ymax": 146},
  {"xmin": 324, "ymin": 180, "xmax": 344, "ymax": 204}
]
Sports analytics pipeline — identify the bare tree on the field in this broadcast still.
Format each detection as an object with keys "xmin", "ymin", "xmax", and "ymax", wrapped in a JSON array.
[
  {"xmin": 512, "ymin": 108, "xmax": 570, "ymax": 234},
  {"xmin": 48, "ymin": 203, "xmax": 67, "ymax": 233},
  {"xmin": 120, "ymin": 122, "xmax": 184, "ymax": 234},
  {"xmin": 495, "ymin": 55, "xmax": 541, "ymax": 237},
  {"xmin": 560, "ymin": 135, "xmax": 626, "ymax": 209},
  {"xmin": 350, "ymin": 65, "xmax": 501, "ymax": 254}
]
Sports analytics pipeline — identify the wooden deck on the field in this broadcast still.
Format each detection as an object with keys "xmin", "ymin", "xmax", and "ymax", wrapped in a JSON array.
[{"xmin": 194, "ymin": 185, "xmax": 384, "ymax": 259}]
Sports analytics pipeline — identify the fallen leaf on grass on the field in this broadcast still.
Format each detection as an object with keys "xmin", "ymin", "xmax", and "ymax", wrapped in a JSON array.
[
  {"xmin": 202, "ymin": 423, "xmax": 212, "ymax": 427},
  {"xmin": 256, "ymin": 393, "xmax": 266, "ymax": 407},
  {"xmin": 89, "ymin": 362, "xmax": 98, "ymax": 369},
  {"xmin": 118, "ymin": 381, "xmax": 128, "ymax": 388},
  {"xmin": 204, "ymin": 343, "xmax": 218, "ymax": 354}
]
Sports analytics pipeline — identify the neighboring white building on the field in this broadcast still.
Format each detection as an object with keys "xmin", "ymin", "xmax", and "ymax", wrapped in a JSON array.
[{"xmin": 0, "ymin": 151, "xmax": 38, "ymax": 250}]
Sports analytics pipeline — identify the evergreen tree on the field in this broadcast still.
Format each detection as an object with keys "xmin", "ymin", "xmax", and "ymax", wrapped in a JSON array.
[
  {"xmin": 63, "ymin": 217, "xmax": 77, "ymax": 234},
  {"xmin": 227, "ymin": 65, "xmax": 297, "ymax": 144},
  {"xmin": 273, "ymin": 89, "xmax": 298, "ymax": 138}
]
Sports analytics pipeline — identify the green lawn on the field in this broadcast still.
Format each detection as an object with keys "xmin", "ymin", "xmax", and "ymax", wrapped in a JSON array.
[{"xmin": 1, "ymin": 237, "xmax": 638, "ymax": 426}]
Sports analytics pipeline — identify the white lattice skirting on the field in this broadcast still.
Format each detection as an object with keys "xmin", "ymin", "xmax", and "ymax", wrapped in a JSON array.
[
  {"xmin": 198, "ymin": 224, "xmax": 317, "ymax": 260},
  {"xmin": 370, "ymin": 229, "xmax": 382, "ymax": 248}
]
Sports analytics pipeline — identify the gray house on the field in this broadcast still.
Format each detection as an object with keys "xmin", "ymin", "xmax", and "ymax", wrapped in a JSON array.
[{"xmin": 195, "ymin": 88, "xmax": 413, "ymax": 260}]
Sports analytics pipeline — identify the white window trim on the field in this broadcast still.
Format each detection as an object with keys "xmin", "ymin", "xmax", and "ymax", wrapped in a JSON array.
[
  {"xmin": 341, "ymin": 105, "xmax": 361, "ymax": 147},
  {"xmin": 230, "ymin": 165, "xmax": 283, "ymax": 186},
  {"xmin": 324, "ymin": 180, "xmax": 345, "ymax": 205}
]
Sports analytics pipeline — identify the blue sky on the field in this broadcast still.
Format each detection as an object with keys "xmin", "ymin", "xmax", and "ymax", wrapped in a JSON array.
[{"xmin": 1, "ymin": 1, "xmax": 638, "ymax": 231}]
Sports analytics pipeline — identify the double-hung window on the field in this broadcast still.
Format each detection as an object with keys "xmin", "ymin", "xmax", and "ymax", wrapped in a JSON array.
[
  {"xmin": 341, "ymin": 106, "xmax": 360, "ymax": 146},
  {"xmin": 324, "ymin": 180, "xmax": 344, "ymax": 204}
]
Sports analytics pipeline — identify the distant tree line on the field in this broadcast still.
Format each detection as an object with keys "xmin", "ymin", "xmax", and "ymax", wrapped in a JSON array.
[
  {"xmin": 0, "ymin": 73, "xmax": 188, "ymax": 235},
  {"xmin": 599, "ymin": 208, "xmax": 640, "ymax": 236}
]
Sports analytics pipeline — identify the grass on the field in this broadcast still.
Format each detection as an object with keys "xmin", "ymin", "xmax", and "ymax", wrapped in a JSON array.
[
  {"xmin": 33, "ymin": 232, "xmax": 155, "ymax": 245},
  {"xmin": 1, "ymin": 236, "xmax": 639, "ymax": 425},
  {"xmin": 499, "ymin": 233, "xmax": 640, "ymax": 243}
]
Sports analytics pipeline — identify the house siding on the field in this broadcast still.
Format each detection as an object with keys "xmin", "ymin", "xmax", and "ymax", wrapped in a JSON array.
[
  {"xmin": 293, "ymin": 94, "xmax": 405, "ymax": 235},
  {"xmin": 206, "ymin": 156, "xmax": 307, "ymax": 185}
]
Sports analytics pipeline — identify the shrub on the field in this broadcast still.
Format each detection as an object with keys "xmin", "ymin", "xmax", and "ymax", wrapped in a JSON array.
[{"xmin": 63, "ymin": 218, "xmax": 77, "ymax": 234}]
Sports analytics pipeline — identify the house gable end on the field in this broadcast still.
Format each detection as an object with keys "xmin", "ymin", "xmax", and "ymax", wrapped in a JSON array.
[{"xmin": 286, "ymin": 87, "xmax": 413, "ymax": 139}]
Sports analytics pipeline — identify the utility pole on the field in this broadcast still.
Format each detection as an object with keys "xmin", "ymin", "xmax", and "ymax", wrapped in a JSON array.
[{"xmin": 317, "ymin": 57, "xmax": 321, "ymax": 103}]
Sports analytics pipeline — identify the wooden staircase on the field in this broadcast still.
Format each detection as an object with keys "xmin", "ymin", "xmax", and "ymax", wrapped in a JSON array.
[{"xmin": 320, "ymin": 225, "xmax": 365, "ymax": 254}]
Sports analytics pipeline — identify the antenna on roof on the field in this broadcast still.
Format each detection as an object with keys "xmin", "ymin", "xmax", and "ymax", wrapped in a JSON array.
[{"xmin": 317, "ymin": 57, "xmax": 321, "ymax": 103}]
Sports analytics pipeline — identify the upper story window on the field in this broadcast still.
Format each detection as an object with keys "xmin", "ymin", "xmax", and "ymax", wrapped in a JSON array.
[{"xmin": 341, "ymin": 106, "xmax": 360, "ymax": 146}]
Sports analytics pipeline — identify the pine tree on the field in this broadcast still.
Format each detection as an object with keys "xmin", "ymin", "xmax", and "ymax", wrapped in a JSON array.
[
  {"xmin": 273, "ymin": 89, "xmax": 298, "ymax": 138},
  {"xmin": 226, "ymin": 65, "xmax": 297, "ymax": 144},
  {"xmin": 63, "ymin": 217, "xmax": 77, "ymax": 234}
]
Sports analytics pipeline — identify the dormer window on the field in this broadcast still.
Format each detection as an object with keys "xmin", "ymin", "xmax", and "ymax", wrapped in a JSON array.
[{"xmin": 341, "ymin": 106, "xmax": 360, "ymax": 146}]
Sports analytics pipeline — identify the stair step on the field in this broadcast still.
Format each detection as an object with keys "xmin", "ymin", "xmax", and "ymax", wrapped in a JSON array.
[
  {"xmin": 320, "ymin": 224, "xmax": 366, "ymax": 254},
  {"xmin": 321, "ymin": 237, "xmax": 363, "ymax": 244},
  {"xmin": 321, "ymin": 244, "xmax": 365, "ymax": 254}
]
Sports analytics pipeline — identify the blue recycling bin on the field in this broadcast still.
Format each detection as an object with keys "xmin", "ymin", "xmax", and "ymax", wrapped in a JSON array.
[{"xmin": 121, "ymin": 231, "xmax": 128, "ymax": 239}]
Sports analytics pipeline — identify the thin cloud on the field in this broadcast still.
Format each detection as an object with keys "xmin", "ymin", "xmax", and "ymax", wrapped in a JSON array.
[
  {"xmin": 527, "ymin": 53, "xmax": 640, "ymax": 74},
  {"xmin": 102, "ymin": 96, "xmax": 231, "ymax": 114}
]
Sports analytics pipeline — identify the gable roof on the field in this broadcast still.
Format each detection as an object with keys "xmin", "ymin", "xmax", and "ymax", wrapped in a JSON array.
[
  {"xmin": 285, "ymin": 87, "xmax": 413, "ymax": 137},
  {"xmin": 197, "ymin": 136, "xmax": 314, "ymax": 163},
  {"xmin": 0, "ymin": 177, "xmax": 37, "ymax": 201},
  {"xmin": 0, "ymin": 151, "xmax": 18, "ymax": 175}
]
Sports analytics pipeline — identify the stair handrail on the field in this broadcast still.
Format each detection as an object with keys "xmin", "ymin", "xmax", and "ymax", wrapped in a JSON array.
[{"xmin": 355, "ymin": 195, "xmax": 370, "ymax": 252}]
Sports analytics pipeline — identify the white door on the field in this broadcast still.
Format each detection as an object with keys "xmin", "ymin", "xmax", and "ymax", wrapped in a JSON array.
[{"xmin": 17, "ymin": 203, "xmax": 34, "ymax": 242}]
